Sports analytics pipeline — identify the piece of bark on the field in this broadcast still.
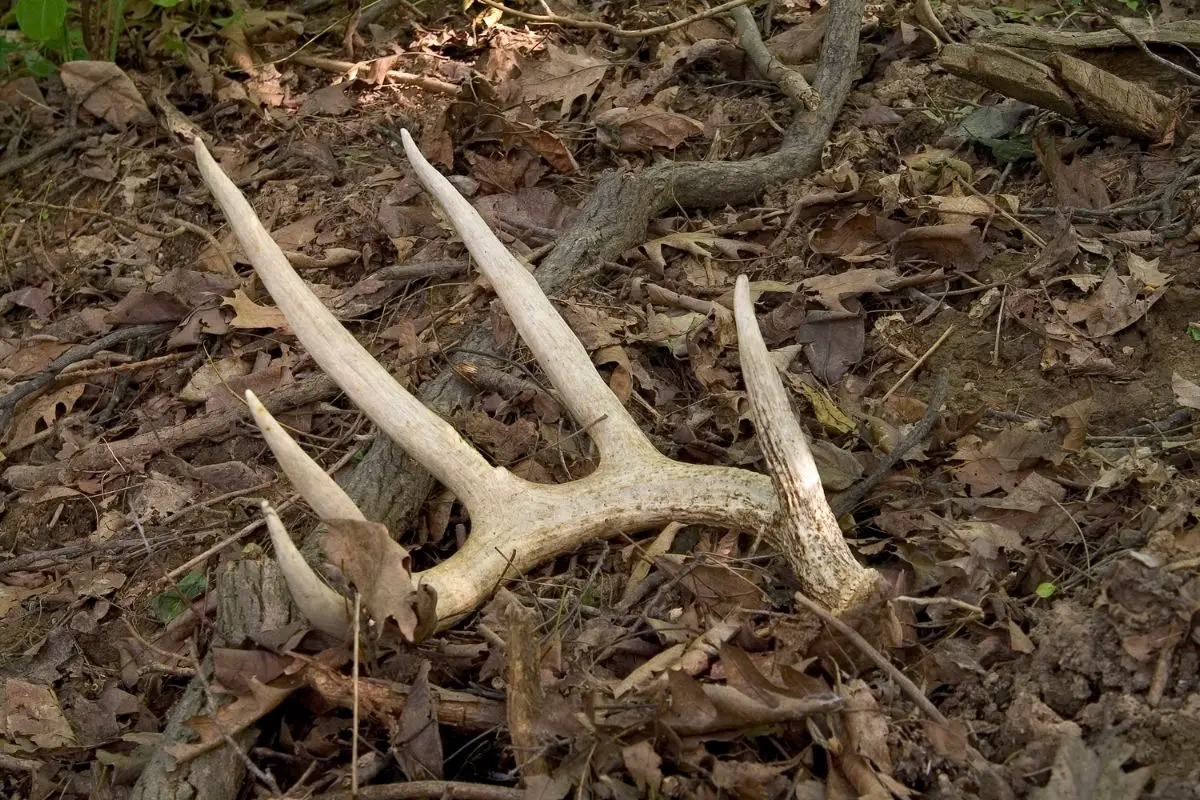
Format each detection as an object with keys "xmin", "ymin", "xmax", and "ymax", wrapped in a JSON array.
[
  {"xmin": 1050, "ymin": 52, "xmax": 1171, "ymax": 141},
  {"xmin": 504, "ymin": 600, "xmax": 548, "ymax": 785},
  {"xmin": 129, "ymin": 559, "xmax": 299, "ymax": 800},
  {"xmin": 939, "ymin": 44, "xmax": 1171, "ymax": 141}
]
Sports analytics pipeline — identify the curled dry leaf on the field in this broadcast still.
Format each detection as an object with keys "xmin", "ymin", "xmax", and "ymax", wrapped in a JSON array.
[
  {"xmin": 595, "ymin": 105, "xmax": 705, "ymax": 152},
  {"xmin": 323, "ymin": 518, "xmax": 438, "ymax": 642},
  {"xmin": 59, "ymin": 61, "xmax": 154, "ymax": 128}
]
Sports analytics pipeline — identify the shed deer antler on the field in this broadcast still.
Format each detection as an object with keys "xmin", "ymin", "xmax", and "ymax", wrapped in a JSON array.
[{"xmin": 193, "ymin": 132, "xmax": 878, "ymax": 636}]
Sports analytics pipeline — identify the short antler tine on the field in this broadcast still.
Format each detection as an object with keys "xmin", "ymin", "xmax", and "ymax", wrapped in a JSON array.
[
  {"xmin": 260, "ymin": 500, "xmax": 352, "ymax": 637},
  {"xmin": 398, "ymin": 129, "xmax": 656, "ymax": 465},
  {"xmin": 247, "ymin": 391, "xmax": 364, "ymax": 523},
  {"xmin": 733, "ymin": 276, "xmax": 877, "ymax": 613},
  {"xmin": 193, "ymin": 138, "xmax": 496, "ymax": 513}
]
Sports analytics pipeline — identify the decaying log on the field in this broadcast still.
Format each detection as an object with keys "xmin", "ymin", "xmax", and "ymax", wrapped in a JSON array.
[{"xmin": 130, "ymin": 558, "xmax": 297, "ymax": 800}]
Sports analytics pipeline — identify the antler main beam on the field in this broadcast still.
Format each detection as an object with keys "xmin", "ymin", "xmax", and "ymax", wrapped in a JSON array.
[{"xmin": 193, "ymin": 133, "xmax": 878, "ymax": 634}]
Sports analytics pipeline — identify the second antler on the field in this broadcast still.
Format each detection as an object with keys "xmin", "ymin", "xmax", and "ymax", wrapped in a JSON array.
[{"xmin": 193, "ymin": 132, "xmax": 879, "ymax": 636}]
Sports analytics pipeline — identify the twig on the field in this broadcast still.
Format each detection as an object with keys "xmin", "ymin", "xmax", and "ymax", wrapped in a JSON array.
[
  {"xmin": 289, "ymin": 53, "xmax": 458, "ymax": 95},
  {"xmin": 732, "ymin": 5, "xmax": 819, "ymax": 110},
  {"xmin": 22, "ymin": 201, "xmax": 235, "ymax": 274},
  {"xmin": 792, "ymin": 591, "xmax": 948, "ymax": 723},
  {"xmin": 0, "ymin": 127, "xmax": 99, "ymax": 179},
  {"xmin": 0, "ymin": 323, "xmax": 173, "ymax": 431},
  {"xmin": 188, "ymin": 642, "xmax": 284, "ymax": 796},
  {"xmin": 476, "ymin": 0, "xmax": 756, "ymax": 38},
  {"xmin": 833, "ymin": 371, "xmax": 949, "ymax": 517},
  {"xmin": 1086, "ymin": 1, "xmax": 1200, "ymax": 86},
  {"xmin": 881, "ymin": 326, "xmax": 954, "ymax": 403}
]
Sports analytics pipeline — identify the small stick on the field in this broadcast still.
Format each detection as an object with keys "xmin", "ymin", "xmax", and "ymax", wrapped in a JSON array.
[
  {"xmin": 792, "ymin": 591, "xmax": 948, "ymax": 724},
  {"xmin": 0, "ymin": 322, "xmax": 173, "ymax": 431},
  {"xmin": 881, "ymin": 325, "xmax": 954, "ymax": 404}
]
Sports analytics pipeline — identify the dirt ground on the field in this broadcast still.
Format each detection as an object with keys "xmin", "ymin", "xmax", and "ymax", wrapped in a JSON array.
[{"xmin": 1, "ymin": 0, "xmax": 1198, "ymax": 798}]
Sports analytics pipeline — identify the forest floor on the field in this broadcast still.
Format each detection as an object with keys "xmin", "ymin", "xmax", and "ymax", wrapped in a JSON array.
[{"xmin": 1, "ymin": 0, "xmax": 1199, "ymax": 798}]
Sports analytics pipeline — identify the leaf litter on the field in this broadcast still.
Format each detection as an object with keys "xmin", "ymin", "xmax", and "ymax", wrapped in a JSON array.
[{"xmin": 1, "ymin": 0, "xmax": 1199, "ymax": 798}]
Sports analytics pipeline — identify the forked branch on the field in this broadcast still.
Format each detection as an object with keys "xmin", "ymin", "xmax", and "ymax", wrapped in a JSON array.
[{"xmin": 194, "ymin": 133, "xmax": 878, "ymax": 634}]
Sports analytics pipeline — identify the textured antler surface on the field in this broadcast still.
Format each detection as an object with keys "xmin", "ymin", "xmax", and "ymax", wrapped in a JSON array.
[{"xmin": 194, "ymin": 134, "xmax": 878, "ymax": 634}]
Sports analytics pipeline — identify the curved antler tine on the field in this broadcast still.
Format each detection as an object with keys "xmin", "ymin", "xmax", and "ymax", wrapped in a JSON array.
[
  {"xmin": 733, "ymin": 275, "xmax": 876, "ymax": 613},
  {"xmin": 260, "ymin": 500, "xmax": 352, "ymax": 637},
  {"xmin": 193, "ymin": 139, "xmax": 495, "ymax": 512},
  {"xmin": 246, "ymin": 391, "xmax": 365, "ymax": 523},
  {"xmin": 398, "ymin": 129, "xmax": 655, "ymax": 465}
]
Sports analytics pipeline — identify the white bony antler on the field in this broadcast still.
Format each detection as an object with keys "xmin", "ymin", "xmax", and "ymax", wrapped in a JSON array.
[{"xmin": 194, "ymin": 133, "xmax": 878, "ymax": 634}]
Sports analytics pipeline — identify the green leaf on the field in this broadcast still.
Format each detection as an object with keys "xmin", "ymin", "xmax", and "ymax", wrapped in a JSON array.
[
  {"xmin": 1035, "ymin": 582, "xmax": 1057, "ymax": 599},
  {"xmin": 15, "ymin": 0, "xmax": 69, "ymax": 43},
  {"xmin": 1187, "ymin": 323, "xmax": 1200, "ymax": 341},
  {"xmin": 177, "ymin": 571, "xmax": 208, "ymax": 599},
  {"xmin": 977, "ymin": 134, "xmax": 1035, "ymax": 165},
  {"xmin": 154, "ymin": 0, "xmax": 187, "ymax": 7},
  {"xmin": 23, "ymin": 50, "xmax": 57, "ymax": 77},
  {"xmin": 152, "ymin": 572, "xmax": 208, "ymax": 622}
]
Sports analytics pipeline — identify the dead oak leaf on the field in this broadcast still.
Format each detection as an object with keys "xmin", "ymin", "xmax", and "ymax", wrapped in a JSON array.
[
  {"xmin": 639, "ymin": 230, "xmax": 766, "ymax": 269},
  {"xmin": 518, "ymin": 43, "xmax": 608, "ymax": 117},
  {"xmin": 595, "ymin": 105, "xmax": 704, "ymax": 152},
  {"xmin": 223, "ymin": 290, "xmax": 289, "ymax": 330},
  {"xmin": 324, "ymin": 519, "xmax": 437, "ymax": 643},
  {"xmin": 1064, "ymin": 267, "xmax": 1167, "ymax": 338},
  {"xmin": 801, "ymin": 269, "xmax": 899, "ymax": 313}
]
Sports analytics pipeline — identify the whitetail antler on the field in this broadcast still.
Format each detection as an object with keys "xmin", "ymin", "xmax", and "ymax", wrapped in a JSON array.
[{"xmin": 193, "ymin": 132, "xmax": 878, "ymax": 634}]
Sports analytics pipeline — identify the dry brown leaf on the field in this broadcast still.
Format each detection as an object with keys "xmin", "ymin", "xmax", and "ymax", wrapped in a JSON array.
[
  {"xmin": 595, "ymin": 105, "xmax": 705, "ymax": 152},
  {"xmin": 59, "ymin": 61, "xmax": 153, "ymax": 128},
  {"xmin": 223, "ymin": 290, "xmax": 289, "ymax": 330},
  {"xmin": 518, "ymin": 43, "xmax": 608, "ymax": 117},
  {"xmin": 324, "ymin": 518, "xmax": 436, "ymax": 642},
  {"xmin": 5, "ymin": 679, "xmax": 77, "ymax": 749}
]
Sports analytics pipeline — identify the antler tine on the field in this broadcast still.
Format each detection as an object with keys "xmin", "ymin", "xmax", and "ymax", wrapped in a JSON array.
[
  {"xmin": 732, "ymin": 276, "xmax": 877, "ymax": 613},
  {"xmin": 398, "ymin": 129, "xmax": 656, "ymax": 465},
  {"xmin": 246, "ymin": 390, "xmax": 365, "ymax": 522},
  {"xmin": 193, "ymin": 139, "xmax": 497, "ymax": 513},
  {"xmin": 260, "ymin": 500, "xmax": 352, "ymax": 637}
]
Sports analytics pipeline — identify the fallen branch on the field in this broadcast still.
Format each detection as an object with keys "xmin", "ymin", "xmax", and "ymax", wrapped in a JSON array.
[
  {"xmin": 0, "ymin": 323, "xmax": 173, "ymax": 432},
  {"xmin": 2, "ymin": 375, "xmax": 337, "ymax": 489},
  {"xmin": 476, "ymin": 0, "xmax": 755, "ymax": 38}
]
